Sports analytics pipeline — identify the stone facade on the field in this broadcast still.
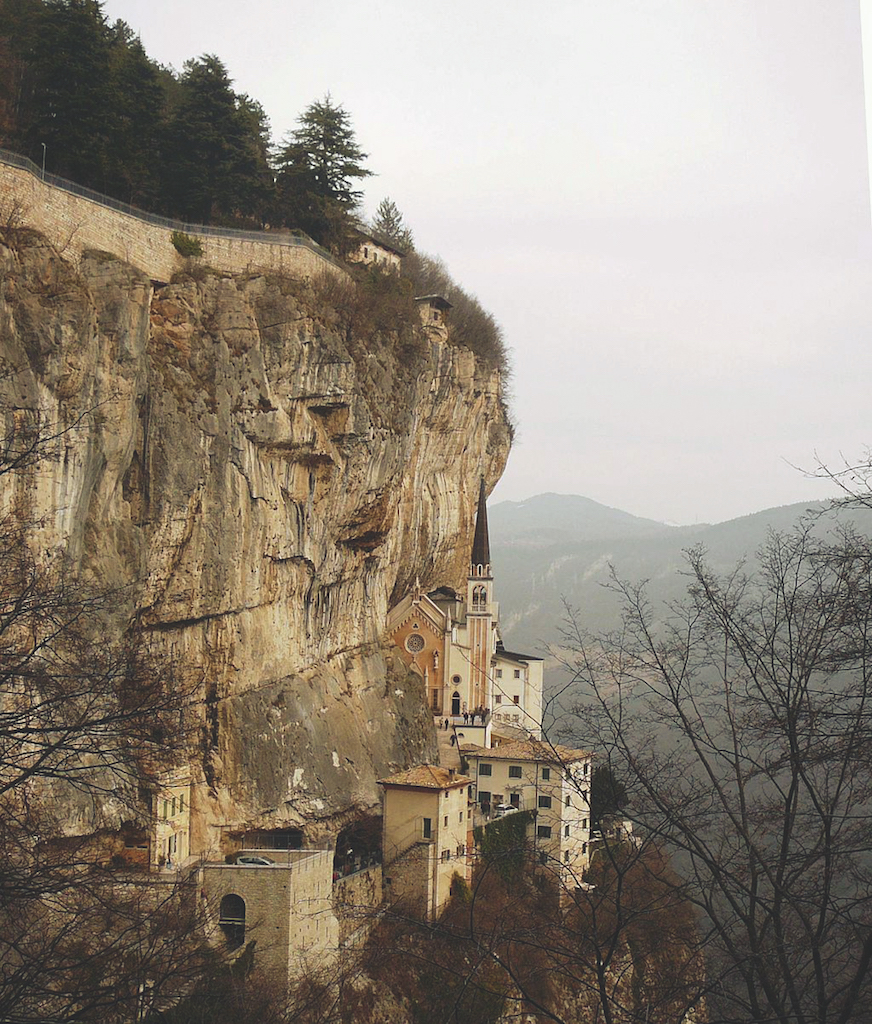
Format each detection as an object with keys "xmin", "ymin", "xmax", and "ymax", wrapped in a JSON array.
[
  {"xmin": 0, "ymin": 158, "xmax": 344, "ymax": 283},
  {"xmin": 332, "ymin": 864, "xmax": 383, "ymax": 947},
  {"xmin": 201, "ymin": 850, "xmax": 339, "ymax": 984},
  {"xmin": 350, "ymin": 232, "xmax": 404, "ymax": 271}
]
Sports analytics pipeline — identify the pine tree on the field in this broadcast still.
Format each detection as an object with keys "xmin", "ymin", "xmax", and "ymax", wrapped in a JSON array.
[
  {"xmin": 233, "ymin": 95, "xmax": 275, "ymax": 227},
  {"xmin": 274, "ymin": 95, "xmax": 371, "ymax": 253},
  {"xmin": 372, "ymin": 197, "xmax": 413, "ymax": 252},
  {"xmin": 163, "ymin": 55, "xmax": 251, "ymax": 223},
  {"xmin": 103, "ymin": 24, "xmax": 165, "ymax": 206},
  {"xmin": 21, "ymin": 0, "xmax": 115, "ymax": 187}
]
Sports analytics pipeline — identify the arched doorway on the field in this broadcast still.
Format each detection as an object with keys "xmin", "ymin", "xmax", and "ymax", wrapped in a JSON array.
[
  {"xmin": 451, "ymin": 691, "xmax": 461, "ymax": 716},
  {"xmin": 218, "ymin": 893, "xmax": 245, "ymax": 949}
]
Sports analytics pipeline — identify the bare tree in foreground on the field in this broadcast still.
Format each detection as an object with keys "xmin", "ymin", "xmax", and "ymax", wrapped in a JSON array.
[
  {"xmin": 0, "ymin": 399, "xmax": 207, "ymax": 1022},
  {"xmin": 559, "ymin": 523, "xmax": 872, "ymax": 1024}
]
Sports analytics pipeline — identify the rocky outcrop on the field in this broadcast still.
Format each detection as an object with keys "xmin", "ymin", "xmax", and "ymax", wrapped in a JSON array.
[{"xmin": 0, "ymin": 230, "xmax": 511, "ymax": 848}]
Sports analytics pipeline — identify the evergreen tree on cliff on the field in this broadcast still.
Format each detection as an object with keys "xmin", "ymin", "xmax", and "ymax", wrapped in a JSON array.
[
  {"xmin": 372, "ymin": 197, "xmax": 414, "ymax": 251},
  {"xmin": 163, "ymin": 55, "xmax": 264, "ymax": 224},
  {"xmin": 103, "ymin": 22, "xmax": 166, "ymax": 206},
  {"xmin": 16, "ymin": 0, "xmax": 114, "ymax": 186},
  {"xmin": 274, "ymin": 95, "xmax": 371, "ymax": 254}
]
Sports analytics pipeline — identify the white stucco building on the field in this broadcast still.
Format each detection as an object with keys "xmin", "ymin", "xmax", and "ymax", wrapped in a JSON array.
[
  {"xmin": 461, "ymin": 740, "xmax": 594, "ymax": 883},
  {"xmin": 379, "ymin": 765, "xmax": 472, "ymax": 921}
]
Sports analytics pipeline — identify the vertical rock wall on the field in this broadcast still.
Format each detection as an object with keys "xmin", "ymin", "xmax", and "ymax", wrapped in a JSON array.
[{"xmin": 0, "ymin": 232, "xmax": 511, "ymax": 849}]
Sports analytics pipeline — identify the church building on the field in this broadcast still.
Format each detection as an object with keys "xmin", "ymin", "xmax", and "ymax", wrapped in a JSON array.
[{"xmin": 387, "ymin": 479, "xmax": 543, "ymax": 742}]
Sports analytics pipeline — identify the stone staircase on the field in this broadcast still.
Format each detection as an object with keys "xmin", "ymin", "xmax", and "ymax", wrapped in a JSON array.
[{"xmin": 433, "ymin": 716, "xmax": 461, "ymax": 771}]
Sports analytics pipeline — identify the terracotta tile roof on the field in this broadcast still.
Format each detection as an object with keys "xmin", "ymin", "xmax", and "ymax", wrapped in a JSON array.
[
  {"xmin": 378, "ymin": 764, "xmax": 472, "ymax": 789},
  {"xmin": 459, "ymin": 739, "xmax": 593, "ymax": 765}
]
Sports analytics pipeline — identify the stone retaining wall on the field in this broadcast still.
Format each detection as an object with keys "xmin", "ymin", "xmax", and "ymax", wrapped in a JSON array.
[
  {"xmin": 0, "ymin": 161, "xmax": 345, "ymax": 283},
  {"xmin": 333, "ymin": 864, "xmax": 383, "ymax": 946}
]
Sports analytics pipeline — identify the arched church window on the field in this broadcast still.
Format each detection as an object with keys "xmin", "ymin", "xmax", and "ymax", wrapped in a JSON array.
[
  {"xmin": 218, "ymin": 893, "xmax": 246, "ymax": 949},
  {"xmin": 472, "ymin": 586, "xmax": 486, "ymax": 610}
]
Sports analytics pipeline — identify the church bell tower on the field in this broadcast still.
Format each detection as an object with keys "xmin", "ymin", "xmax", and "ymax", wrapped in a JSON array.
[{"xmin": 467, "ymin": 478, "xmax": 494, "ymax": 710}]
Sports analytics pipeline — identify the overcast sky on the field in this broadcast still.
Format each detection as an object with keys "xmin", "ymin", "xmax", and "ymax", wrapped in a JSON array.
[{"xmin": 102, "ymin": 0, "xmax": 872, "ymax": 525}]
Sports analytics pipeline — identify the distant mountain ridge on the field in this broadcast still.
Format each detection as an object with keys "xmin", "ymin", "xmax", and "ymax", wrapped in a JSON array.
[
  {"xmin": 489, "ymin": 493, "xmax": 680, "ymax": 546},
  {"xmin": 489, "ymin": 493, "xmax": 872, "ymax": 656}
]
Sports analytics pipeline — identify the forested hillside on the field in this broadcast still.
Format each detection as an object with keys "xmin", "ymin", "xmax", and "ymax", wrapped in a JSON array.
[{"xmin": 489, "ymin": 492, "xmax": 872, "ymax": 650}]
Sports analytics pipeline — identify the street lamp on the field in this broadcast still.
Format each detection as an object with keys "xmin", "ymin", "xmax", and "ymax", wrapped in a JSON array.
[{"xmin": 40, "ymin": 143, "xmax": 46, "ymax": 180}]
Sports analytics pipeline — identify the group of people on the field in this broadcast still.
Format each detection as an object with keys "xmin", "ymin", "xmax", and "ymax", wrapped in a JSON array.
[{"xmin": 439, "ymin": 707, "xmax": 490, "ymax": 729}]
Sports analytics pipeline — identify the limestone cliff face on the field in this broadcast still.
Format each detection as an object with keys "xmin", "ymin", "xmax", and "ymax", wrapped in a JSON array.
[{"xmin": 0, "ymin": 231, "xmax": 511, "ymax": 847}]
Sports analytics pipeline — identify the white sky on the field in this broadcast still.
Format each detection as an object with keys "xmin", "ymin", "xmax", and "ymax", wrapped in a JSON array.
[{"xmin": 102, "ymin": 0, "xmax": 872, "ymax": 525}]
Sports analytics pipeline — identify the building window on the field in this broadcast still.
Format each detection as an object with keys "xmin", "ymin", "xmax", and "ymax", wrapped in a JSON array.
[
  {"xmin": 582, "ymin": 842, "xmax": 588, "ymax": 855},
  {"xmin": 495, "ymin": 694, "xmax": 502, "ymax": 704},
  {"xmin": 584, "ymin": 762, "xmax": 590, "ymax": 777},
  {"xmin": 513, "ymin": 695, "xmax": 520, "ymax": 704},
  {"xmin": 538, "ymin": 795, "xmax": 552, "ymax": 809},
  {"xmin": 179, "ymin": 793, "xmax": 185, "ymax": 812},
  {"xmin": 162, "ymin": 800, "xmax": 168, "ymax": 820},
  {"xmin": 541, "ymin": 768, "xmax": 551, "ymax": 781},
  {"xmin": 472, "ymin": 585, "xmax": 487, "ymax": 610},
  {"xmin": 564, "ymin": 824, "xmax": 570, "ymax": 837},
  {"xmin": 459, "ymin": 812, "xmax": 463, "ymax": 823},
  {"xmin": 423, "ymin": 818, "xmax": 432, "ymax": 839},
  {"xmin": 444, "ymin": 816, "xmax": 448, "ymax": 827},
  {"xmin": 566, "ymin": 794, "xmax": 571, "ymax": 807},
  {"xmin": 496, "ymin": 669, "xmax": 502, "ymax": 678},
  {"xmin": 478, "ymin": 791, "xmax": 491, "ymax": 808},
  {"xmin": 514, "ymin": 669, "xmax": 521, "ymax": 679},
  {"xmin": 539, "ymin": 851, "xmax": 548, "ymax": 864},
  {"xmin": 508, "ymin": 766, "xmax": 522, "ymax": 779},
  {"xmin": 456, "ymin": 844, "xmax": 465, "ymax": 857},
  {"xmin": 405, "ymin": 632, "xmax": 425, "ymax": 654},
  {"xmin": 564, "ymin": 850, "xmax": 570, "ymax": 863},
  {"xmin": 171, "ymin": 797, "xmax": 177, "ymax": 817},
  {"xmin": 537, "ymin": 826, "xmax": 552, "ymax": 839},
  {"xmin": 441, "ymin": 849, "xmax": 451, "ymax": 861},
  {"xmin": 583, "ymin": 818, "xmax": 588, "ymax": 829},
  {"xmin": 479, "ymin": 763, "xmax": 492, "ymax": 777},
  {"xmin": 218, "ymin": 894, "xmax": 246, "ymax": 950}
]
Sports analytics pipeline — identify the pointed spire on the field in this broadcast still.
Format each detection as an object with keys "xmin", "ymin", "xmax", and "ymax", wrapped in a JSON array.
[{"xmin": 471, "ymin": 476, "xmax": 491, "ymax": 572}]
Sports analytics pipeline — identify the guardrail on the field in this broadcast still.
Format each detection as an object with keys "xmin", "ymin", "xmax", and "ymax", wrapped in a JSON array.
[{"xmin": 0, "ymin": 146, "xmax": 342, "ymax": 269}]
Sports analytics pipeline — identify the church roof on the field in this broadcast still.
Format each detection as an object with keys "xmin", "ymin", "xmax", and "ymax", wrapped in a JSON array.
[
  {"xmin": 459, "ymin": 739, "xmax": 592, "ymax": 765},
  {"xmin": 471, "ymin": 477, "xmax": 491, "ymax": 568},
  {"xmin": 378, "ymin": 765, "xmax": 472, "ymax": 790}
]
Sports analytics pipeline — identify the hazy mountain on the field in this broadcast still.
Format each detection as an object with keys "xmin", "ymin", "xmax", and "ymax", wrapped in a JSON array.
[{"xmin": 489, "ymin": 493, "xmax": 872, "ymax": 657}]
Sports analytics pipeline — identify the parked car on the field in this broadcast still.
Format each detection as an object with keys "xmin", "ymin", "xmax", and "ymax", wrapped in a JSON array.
[
  {"xmin": 494, "ymin": 803, "xmax": 518, "ymax": 817},
  {"xmin": 236, "ymin": 854, "xmax": 274, "ymax": 866}
]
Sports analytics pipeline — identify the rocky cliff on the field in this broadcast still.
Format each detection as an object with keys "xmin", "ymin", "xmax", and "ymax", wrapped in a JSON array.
[{"xmin": 0, "ymin": 229, "xmax": 511, "ymax": 849}]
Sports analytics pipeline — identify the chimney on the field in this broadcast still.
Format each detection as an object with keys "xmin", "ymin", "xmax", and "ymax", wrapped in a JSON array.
[{"xmin": 448, "ymin": 768, "xmax": 456, "ymax": 779}]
